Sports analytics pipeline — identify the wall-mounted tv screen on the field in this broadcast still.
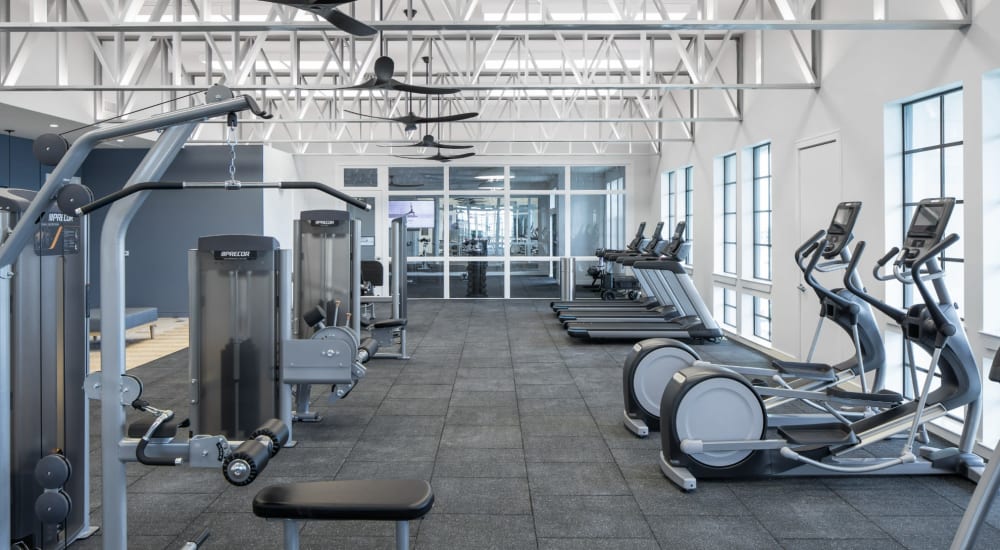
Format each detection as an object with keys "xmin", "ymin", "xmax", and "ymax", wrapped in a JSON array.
[{"xmin": 389, "ymin": 200, "xmax": 435, "ymax": 229}]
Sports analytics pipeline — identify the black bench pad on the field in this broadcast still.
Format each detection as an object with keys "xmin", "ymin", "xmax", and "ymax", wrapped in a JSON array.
[
  {"xmin": 253, "ymin": 480, "xmax": 434, "ymax": 521},
  {"xmin": 362, "ymin": 318, "xmax": 407, "ymax": 329}
]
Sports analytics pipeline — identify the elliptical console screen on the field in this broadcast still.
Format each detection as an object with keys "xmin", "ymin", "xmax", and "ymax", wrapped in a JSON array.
[
  {"xmin": 829, "ymin": 203, "xmax": 860, "ymax": 235},
  {"xmin": 821, "ymin": 202, "xmax": 861, "ymax": 258},
  {"xmin": 908, "ymin": 204, "xmax": 945, "ymax": 237},
  {"xmin": 672, "ymin": 222, "xmax": 686, "ymax": 240}
]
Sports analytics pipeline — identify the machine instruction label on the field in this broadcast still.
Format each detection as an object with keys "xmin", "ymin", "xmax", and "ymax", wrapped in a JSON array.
[{"xmin": 35, "ymin": 211, "xmax": 81, "ymax": 256}]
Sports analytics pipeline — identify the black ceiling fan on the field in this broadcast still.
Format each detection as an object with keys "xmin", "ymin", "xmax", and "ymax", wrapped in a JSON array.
[
  {"xmin": 394, "ymin": 149, "xmax": 476, "ymax": 163},
  {"xmin": 346, "ymin": 109, "xmax": 478, "ymax": 133},
  {"xmin": 259, "ymin": 0, "xmax": 377, "ymax": 36},
  {"xmin": 341, "ymin": 56, "xmax": 462, "ymax": 96},
  {"xmin": 380, "ymin": 134, "xmax": 473, "ymax": 150}
]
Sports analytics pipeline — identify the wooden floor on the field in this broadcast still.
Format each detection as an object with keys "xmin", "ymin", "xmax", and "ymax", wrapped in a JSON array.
[{"xmin": 88, "ymin": 317, "xmax": 189, "ymax": 372}]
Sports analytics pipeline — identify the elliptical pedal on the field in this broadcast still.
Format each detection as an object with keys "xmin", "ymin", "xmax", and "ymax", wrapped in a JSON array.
[
  {"xmin": 825, "ymin": 387, "xmax": 903, "ymax": 405},
  {"xmin": 771, "ymin": 360, "xmax": 838, "ymax": 382},
  {"xmin": 777, "ymin": 423, "xmax": 859, "ymax": 446}
]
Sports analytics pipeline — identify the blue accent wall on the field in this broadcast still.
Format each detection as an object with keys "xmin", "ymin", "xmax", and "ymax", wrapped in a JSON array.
[
  {"xmin": 0, "ymin": 133, "xmax": 47, "ymax": 190},
  {"xmin": 83, "ymin": 145, "xmax": 265, "ymax": 316}
]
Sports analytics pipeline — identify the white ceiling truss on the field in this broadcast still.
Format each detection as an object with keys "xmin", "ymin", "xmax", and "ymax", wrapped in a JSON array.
[{"xmin": 0, "ymin": 0, "xmax": 971, "ymax": 156}]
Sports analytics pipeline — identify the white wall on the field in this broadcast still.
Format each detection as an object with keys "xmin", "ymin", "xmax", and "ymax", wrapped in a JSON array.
[
  {"xmin": 657, "ymin": 2, "xmax": 1000, "ymax": 361},
  {"xmin": 261, "ymin": 146, "xmax": 302, "ymax": 247}
]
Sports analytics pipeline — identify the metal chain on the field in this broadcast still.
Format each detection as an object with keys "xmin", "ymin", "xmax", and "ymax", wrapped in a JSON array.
[{"xmin": 226, "ymin": 117, "xmax": 239, "ymax": 185}]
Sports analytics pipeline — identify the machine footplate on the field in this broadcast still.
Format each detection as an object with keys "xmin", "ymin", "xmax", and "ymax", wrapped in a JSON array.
[
  {"xmin": 771, "ymin": 360, "xmax": 837, "ymax": 381},
  {"xmin": 778, "ymin": 423, "xmax": 858, "ymax": 446},
  {"xmin": 826, "ymin": 387, "xmax": 903, "ymax": 404}
]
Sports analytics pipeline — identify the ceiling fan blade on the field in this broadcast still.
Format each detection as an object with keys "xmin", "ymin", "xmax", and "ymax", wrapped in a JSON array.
[
  {"xmin": 322, "ymin": 8, "xmax": 379, "ymax": 36},
  {"xmin": 442, "ymin": 152, "xmax": 477, "ymax": 160},
  {"xmin": 338, "ymin": 78, "xmax": 381, "ymax": 91},
  {"xmin": 393, "ymin": 154, "xmax": 435, "ymax": 160},
  {"xmin": 431, "ymin": 142, "xmax": 474, "ymax": 150},
  {"xmin": 393, "ymin": 81, "xmax": 462, "ymax": 95},
  {"xmin": 344, "ymin": 109, "xmax": 397, "ymax": 121},
  {"xmin": 417, "ymin": 112, "xmax": 479, "ymax": 124}
]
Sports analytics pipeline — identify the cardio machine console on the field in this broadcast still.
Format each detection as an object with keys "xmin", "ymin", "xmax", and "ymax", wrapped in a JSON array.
[
  {"xmin": 898, "ymin": 197, "xmax": 955, "ymax": 267},
  {"xmin": 822, "ymin": 201, "xmax": 861, "ymax": 259}
]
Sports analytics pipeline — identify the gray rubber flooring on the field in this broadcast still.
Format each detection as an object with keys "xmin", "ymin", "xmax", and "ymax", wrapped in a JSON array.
[{"xmin": 75, "ymin": 299, "xmax": 1000, "ymax": 549}]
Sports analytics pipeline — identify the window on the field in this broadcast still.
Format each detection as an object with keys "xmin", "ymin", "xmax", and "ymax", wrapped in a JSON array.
[
  {"xmin": 684, "ymin": 166, "xmax": 694, "ymax": 254},
  {"xmin": 753, "ymin": 296, "xmax": 772, "ymax": 341},
  {"xmin": 344, "ymin": 167, "xmax": 377, "ymax": 187},
  {"xmin": 666, "ymin": 171, "xmax": 677, "ymax": 230},
  {"xmin": 723, "ymin": 287, "xmax": 737, "ymax": 327},
  {"xmin": 902, "ymin": 89, "xmax": 964, "ymax": 310},
  {"xmin": 752, "ymin": 144, "xmax": 772, "ymax": 281},
  {"xmin": 897, "ymin": 88, "xmax": 964, "ymax": 424},
  {"xmin": 722, "ymin": 154, "xmax": 737, "ymax": 274}
]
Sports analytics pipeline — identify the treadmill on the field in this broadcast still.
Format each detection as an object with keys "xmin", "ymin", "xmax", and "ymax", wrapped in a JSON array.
[
  {"xmin": 551, "ymin": 222, "xmax": 667, "ymax": 312},
  {"xmin": 557, "ymin": 223, "xmax": 690, "ymax": 322},
  {"xmin": 556, "ymin": 222, "xmax": 649, "ymax": 308},
  {"xmin": 564, "ymin": 247, "xmax": 722, "ymax": 341}
]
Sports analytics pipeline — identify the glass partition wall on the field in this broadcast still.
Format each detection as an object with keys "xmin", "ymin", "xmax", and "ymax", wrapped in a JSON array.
[{"xmin": 361, "ymin": 165, "xmax": 625, "ymax": 298}]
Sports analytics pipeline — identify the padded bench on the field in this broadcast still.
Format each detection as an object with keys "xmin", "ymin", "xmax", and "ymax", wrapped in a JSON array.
[
  {"xmin": 253, "ymin": 479, "xmax": 433, "ymax": 550},
  {"xmin": 89, "ymin": 307, "xmax": 159, "ymax": 340}
]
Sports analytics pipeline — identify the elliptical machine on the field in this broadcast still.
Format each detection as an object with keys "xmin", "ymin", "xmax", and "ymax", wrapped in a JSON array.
[
  {"xmin": 654, "ymin": 197, "xmax": 984, "ymax": 490},
  {"xmin": 621, "ymin": 202, "xmax": 885, "ymax": 437}
]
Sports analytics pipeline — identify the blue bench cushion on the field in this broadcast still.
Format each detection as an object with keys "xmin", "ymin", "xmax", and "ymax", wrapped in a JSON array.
[
  {"xmin": 253, "ymin": 480, "xmax": 433, "ymax": 521},
  {"xmin": 89, "ymin": 307, "xmax": 158, "ymax": 333}
]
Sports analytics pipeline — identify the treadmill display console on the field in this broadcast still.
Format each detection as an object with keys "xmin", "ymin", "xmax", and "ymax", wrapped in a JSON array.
[
  {"xmin": 822, "ymin": 201, "xmax": 861, "ymax": 259},
  {"xmin": 900, "ymin": 197, "xmax": 955, "ymax": 265}
]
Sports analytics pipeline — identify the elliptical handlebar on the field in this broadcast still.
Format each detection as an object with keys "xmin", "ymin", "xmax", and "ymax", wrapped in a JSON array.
[
  {"xmin": 796, "ymin": 229, "xmax": 826, "ymax": 270},
  {"xmin": 802, "ymin": 235, "xmax": 858, "ymax": 314},
  {"xmin": 908, "ymin": 233, "xmax": 960, "ymax": 337},
  {"xmin": 844, "ymin": 241, "xmax": 907, "ymax": 323},
  {"xmin": 873, "ymin": 247, "xmax": 901, "ymax": 281}
]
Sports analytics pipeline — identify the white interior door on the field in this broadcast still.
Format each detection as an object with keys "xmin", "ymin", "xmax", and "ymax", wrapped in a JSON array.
[{"xmin": 796, "ymin": 135, "xmax": 854, "ymax": 363}]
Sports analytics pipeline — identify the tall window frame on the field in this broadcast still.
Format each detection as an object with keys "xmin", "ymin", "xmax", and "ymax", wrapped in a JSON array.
[
  {"xmin": 901, "ymin": 88, "xmax": 964, "ymax": 310},
  {"xmin": 667, "ymin": 171, "xmax": 677, "ymax": 231},
  {"xmin": 897, "ymin": 88, "xmax": 964, "ymax": 412},
  {"xmin": 753, "ymin": 296, "xmax": 772, "ymax": 341},
  {"xmin": 752, "ymin": 143, "xmax": 773, "ymax": 281},
  {"xmin": 684, "ymin": 166, "xmax": 694, "ymax": 257},
  {"xmin": 722, "ymin": 154, "xmax": 737, "ymax": 275}
]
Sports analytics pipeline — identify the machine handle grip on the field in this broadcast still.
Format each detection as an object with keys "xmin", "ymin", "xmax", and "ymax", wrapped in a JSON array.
[
  {"xmin": 843, "ymin": 241, "xmax": 907, "ymax": 323},
  {"xmin": 909, "ymin": 234, "xmax": 960, "ymax": 337},
  {"xmin": 795, "ymin": 230, "xmax": 826, "ymax": 268},
  {"xmin": 873, "ymin": 247, "xmax": 901, "ymax": 281},
  {"xmin": 241, "ymin": 95, "xmax": 272, "ymax": 119},
  {"xmin": 279, "ymin": 181, "xmax": 371, "ymax": 211},
  {"xmin": 135, "ymin": 438, "xmax": 179, "ymax": 466}
]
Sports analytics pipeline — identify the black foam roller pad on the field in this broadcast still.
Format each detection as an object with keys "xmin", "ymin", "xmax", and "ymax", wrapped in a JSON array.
[
  {"xmin": 224, "ymin": 439, "xmax": 272, "ymax": 486},
  {"xmin": 250, "ymin": 418, "xmax": 291, "ymax": 454}
]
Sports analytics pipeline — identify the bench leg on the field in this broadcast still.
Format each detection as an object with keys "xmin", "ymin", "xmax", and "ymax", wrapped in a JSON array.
[
  {"xmin": 283, "ymin": 519, "xmax": 300, "ymax": 550},
  {"xmin": 396, "ymin": 520, "xmax": 409, "ymax": 550}
]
